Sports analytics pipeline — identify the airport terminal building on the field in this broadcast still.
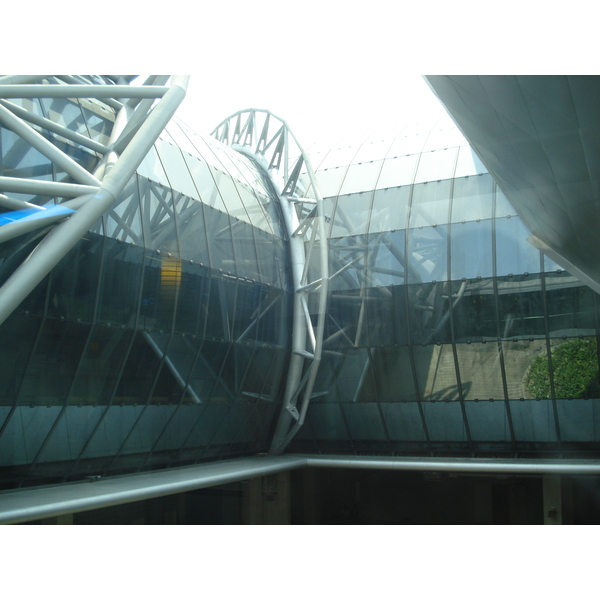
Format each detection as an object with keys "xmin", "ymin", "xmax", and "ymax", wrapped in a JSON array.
[{"xmin": 1, "ymin": 75, "xmax": 600, "ymax": 524}]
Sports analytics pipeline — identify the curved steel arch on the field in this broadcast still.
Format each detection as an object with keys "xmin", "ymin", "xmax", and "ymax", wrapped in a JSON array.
[{"xmin": 212, "ymin": 109, "xmax": 329, "ymax": 455}]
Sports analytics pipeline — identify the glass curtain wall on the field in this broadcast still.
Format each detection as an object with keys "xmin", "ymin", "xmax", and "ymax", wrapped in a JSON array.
[
  {"xmin": 292, "ymin": 116, "xmax": 600, "ymax": 457},
  {"xmin": 0, "ymin": 109, "xmax": 292, "ymax": 489}
]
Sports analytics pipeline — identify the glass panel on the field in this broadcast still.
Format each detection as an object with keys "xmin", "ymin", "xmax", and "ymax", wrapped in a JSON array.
[
  {"xmin": 509, "ymin": 399, "xmax": 557, "ymax": 443},
  {"xmin": 15, "ymin": 406, "xmax": 62, "ymax": 465},
  {"xmin": 495, "ymin": 187, "xmax": 518, "ymax": 218},
  {"xmin": 165, "ymin": 121, "xmax": 203, "ymax": 156},
  {"xmin": 98, "ymin": 237, "xmax": 144, "ymax": 327},
  {"xmin": 413, "ymin": 147, "xmax": 458, "ymax": 183},
  {"xmin": 181, "ymin": 153, "xmax": 227, "ymax": 213},
  {"xmin": 151, "ymin": 404, "xmax": 205, "ymax": 455},
  {"xmin": 371, "ymin": 347, "xmax": 417, "ymax": 401},
  {"xmin": 314, "ymin": 166, "xmax": 347, "ymax": 198},
  {"xmin": 369, "ymin": 186, "xmax": 410, "ymax": 233},
  {"xmin": 407, "ymin": 225, "xmax": 448, "ymax": 283},
  {"xmin": 454, "ymin": 145, "xmax": 488, "ymax": 177},
  {"xmin": 47, "ymin": 235, "xmax": 103, "ymax": 323},
  {"xmin": 331, "ymin": 191, "xmax": 372, "ymax": 237},
  {"xmin": 455, "ymin": 343, "xmax": 505, "ymax": 400},
  {"xmin": 204, "ymin": 208, "xmax": 237, "ymax": 276},
  {"xmin": 137, "ymin": 145, "xmax": 170, "ymax": 187},
  {"xmin": 114, "ymin": 331, "xmax": 170, "ymax": 404},
  {"xmin": 180, "ymin": 404, "xmax": 229, "ymax": 457},
  {"xmin": 495, "ymin": 217, "xmax": 540, "ymax": 276},
  {"xmin": 338, "ymin": 160, "xmax": 383, "ymax": 195},
  {"xmin": 174, "ymin": 262, "xmax": 210, "ymax": 336},
  {"xmin": 451, "ymin": 174, "xmax": 494, "ymax": 223},
  {"xmin": 351, "ymin": 137, "xmax": 392, "ymax": 164},
  {"xmin": 0, "ymin": 312, "xmax": 42, "ymax": 405},
  {"xmin": 463, "ymin": 401, "xmax": 511, "ymax": 441},
  {"xmin": 61, "ymin": 406, "xmax": 107, "ymax": 459},
  {"xmin": 154, "ymin": 138, "xmax": 199, "ymax": 199},
  {"xmin": 407, "ymin": 281, "xmax": 452, "ymax": 345},
  {"xmin": 71, "ymin": 327, "xmax": 134, "ymax": 405},
  {"xmin": 325, "ymin": 291, "xmax": 362, "ymax": 348},
  {"xmin": 78, "ymin": 99, "xmax": 114, "ymax": 145},
  {"xmin": 139, "ymin": 250, "xmax": 179, "ymax": 332},
  {"xmin": 305, "ymin": 404, "xmax": 351, "ymax": 442},
  {"xmin": 318, "ymin": 145, "xmax": 359, "ymax": 170},
  {"xmin": 1, "ymin": 126, "xmax": 53, "ymax": 198},
  {"xmin": 556, "ymin": 399, "xmax": 598, "ymax": 442},
  {"xmin": 198, "ymin": 340, "xmax": 236, "ymax": 401},
  {"xmin": 18, "ymin": 320, "xmax": 92, "ymax": 406},
  {"xmin": 173, "ymin": 194, "xmax": 210, "ymax": 264},
  {"xmin": 545, "ymin": 274, "xmax": 597, "ymax": 337},
  {"xmin": 422, "ymin": 401, "xmax": 467, "ymax": 442},
  {"xmin": 382, "ymin": 403, "xmax": 427, "ymax": 442},
  {"xmin": 386, "ymin": 132, "xmax": 427, "ymax": 157},
  {"xmin": 502, "ymin": 339, "xmax": 548, "ymax": 398},
  {"xmin": 334, "ymin": 349, "xmax": 371, "ymax": 401},
  {"xmin": 138, "ymin": 178, "xmax": 180, "ymax": 254},
  {"xmin": 367, "ymin": 229, "xmax": 405, "ymax": 287},
  {"xmin": 422, "ymin": 125, "xmax": 466, "ymax": 151},
  {"xmin": 211, "ymin": 167, "xmax": 250, "ymax": 225},
  {"xmin": 376, "ymin": 154, "xmax": 419, "ymax": 188},
  {"xmin": 230, "ymin": 221, "xmax": 260, "ymax": 282},
  {"xmin": 255, "ymin": 228, "xmax": 286, "ymax": 287},
  {"xmin": 413, "ymin": 343, "xmax": 459, "ymax": 401},
  {"xmin": 104, "ymin": 177, "xmax": 144, "ymax": 245},
  {"xmin": 409, "ymin": 180, "xmax": 452, "ymax": 228},
  {"xmin": 329, "ymin": 235, "xmax": 367, "ymax": 291},
  {"xmin": 543, "ymin": 253, "xmax": 563, "ymax": 272},
  {"xmin": 496, "ymin": 274, "xmax": 545, "ymax": 339},
  {"xmin": 544, "ymin": 337, "xmax": 600, "ymax": 400},
  {"xmin": 40, "ymin": 97, "xmax": 89, "ymax": 139},
  {"xmin": 451, "ymin": 279, "xmax": 498, "ymax": 341},
  {"xmin": 343, "ymin": 404, "xmax": 388, "ymax": 441},
  {"xmin": 450, "ymin": 219, "xmax": 493, "ymax": 280}
]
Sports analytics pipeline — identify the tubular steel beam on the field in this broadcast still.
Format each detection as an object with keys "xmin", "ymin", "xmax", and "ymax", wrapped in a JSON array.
[
  {"xmin": 1, "ymin": 454, "xmax": 600, "ymax": 524},
  {"xmin": 0, "ymin": 75, "xmax": 188, "ymax": 328},
  {"xmin": 0, "ymin": 176, "xmax": 98, "ymax": 198},
  {"xmin": 0, "ymin": 99, "xmax": 111, "ymax": 155},
  {"xmin": 0, "ymin": 84, "xmax": 169, "ymax": 99},
  {"xmin": 0, "ymin": 103, "xmax": 102, "ymax": 187}
]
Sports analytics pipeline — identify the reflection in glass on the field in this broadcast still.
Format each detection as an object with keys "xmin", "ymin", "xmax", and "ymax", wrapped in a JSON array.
[
  {"xmin": 451, "ymin": 174, "xmax": 494, "ymax": 223},
  {"xmin": 407, "ymin": 225, "xmax": 447, "ymax": 283},
  {"xmin": 369, "ymin": 186, "xmax": 410, "ymax": 232},
  {"xmin": 450, "ymin": 219, "xmax": 493, "ymax": 280},
  {"xmin": 455, "ymin": 343, "xmax": 504, "ymax": 400},
  {"xmin": 495, "ymin": 217, "xmax": 540, "ymax": 277},
  {"xmin": 497, "ymin": 275, "xmax": 545, "ymax": 339},
  {"xmin": 409, "ymin": 180, "xmax": 451, "ymax": 228}
]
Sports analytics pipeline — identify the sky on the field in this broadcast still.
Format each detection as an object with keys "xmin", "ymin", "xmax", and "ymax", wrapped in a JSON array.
[
  {"xmin": 174, "ymin": 73, "xmax": 449, "ymax": 147},
  {"xmin": 13, "ymin": 1, "xmax": 595, "ymax": 149}
]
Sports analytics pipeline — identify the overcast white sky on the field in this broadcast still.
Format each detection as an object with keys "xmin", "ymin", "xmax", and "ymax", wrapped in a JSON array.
[
  {"xmin": 175, "ymin": 73, "xmax": 449, "ymax": 147},
  {"xmin": 14, "ymin": 0, "xmax": 595, "ymax": 149}
]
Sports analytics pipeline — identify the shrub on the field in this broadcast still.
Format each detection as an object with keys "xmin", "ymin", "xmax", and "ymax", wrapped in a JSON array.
[{"xmin": 525, "ymin": 338, "xmax": 600, "ymax": 399}]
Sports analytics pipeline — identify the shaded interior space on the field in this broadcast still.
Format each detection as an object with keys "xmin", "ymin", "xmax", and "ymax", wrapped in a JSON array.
[{"xmin": 21, "ymin": 467, "xmax": 600, "ymax": 525}]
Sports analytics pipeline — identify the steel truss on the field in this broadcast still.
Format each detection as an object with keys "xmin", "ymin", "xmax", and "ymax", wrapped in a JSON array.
[
  {"xmin": 0, "ymin": 75, "xmax": 188, "ymax": 327},
  {"xmin": 212, "ymin": 109, "xmax": 329, "ymax": 455}
]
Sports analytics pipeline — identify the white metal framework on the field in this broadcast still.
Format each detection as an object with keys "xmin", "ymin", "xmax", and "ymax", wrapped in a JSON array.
[
  {"xmin": 0, "ymin": 74, "xmax": 188, "ymax": 327},
  {"xmin": 212, "ymin": 109, "xmax": 330, "ymax": 455}
]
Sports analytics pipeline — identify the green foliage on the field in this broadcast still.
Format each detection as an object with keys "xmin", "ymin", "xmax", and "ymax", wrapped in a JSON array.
[{"xmin": 525, "ymin": 338, "xmax": 600, "ymax": 399}]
